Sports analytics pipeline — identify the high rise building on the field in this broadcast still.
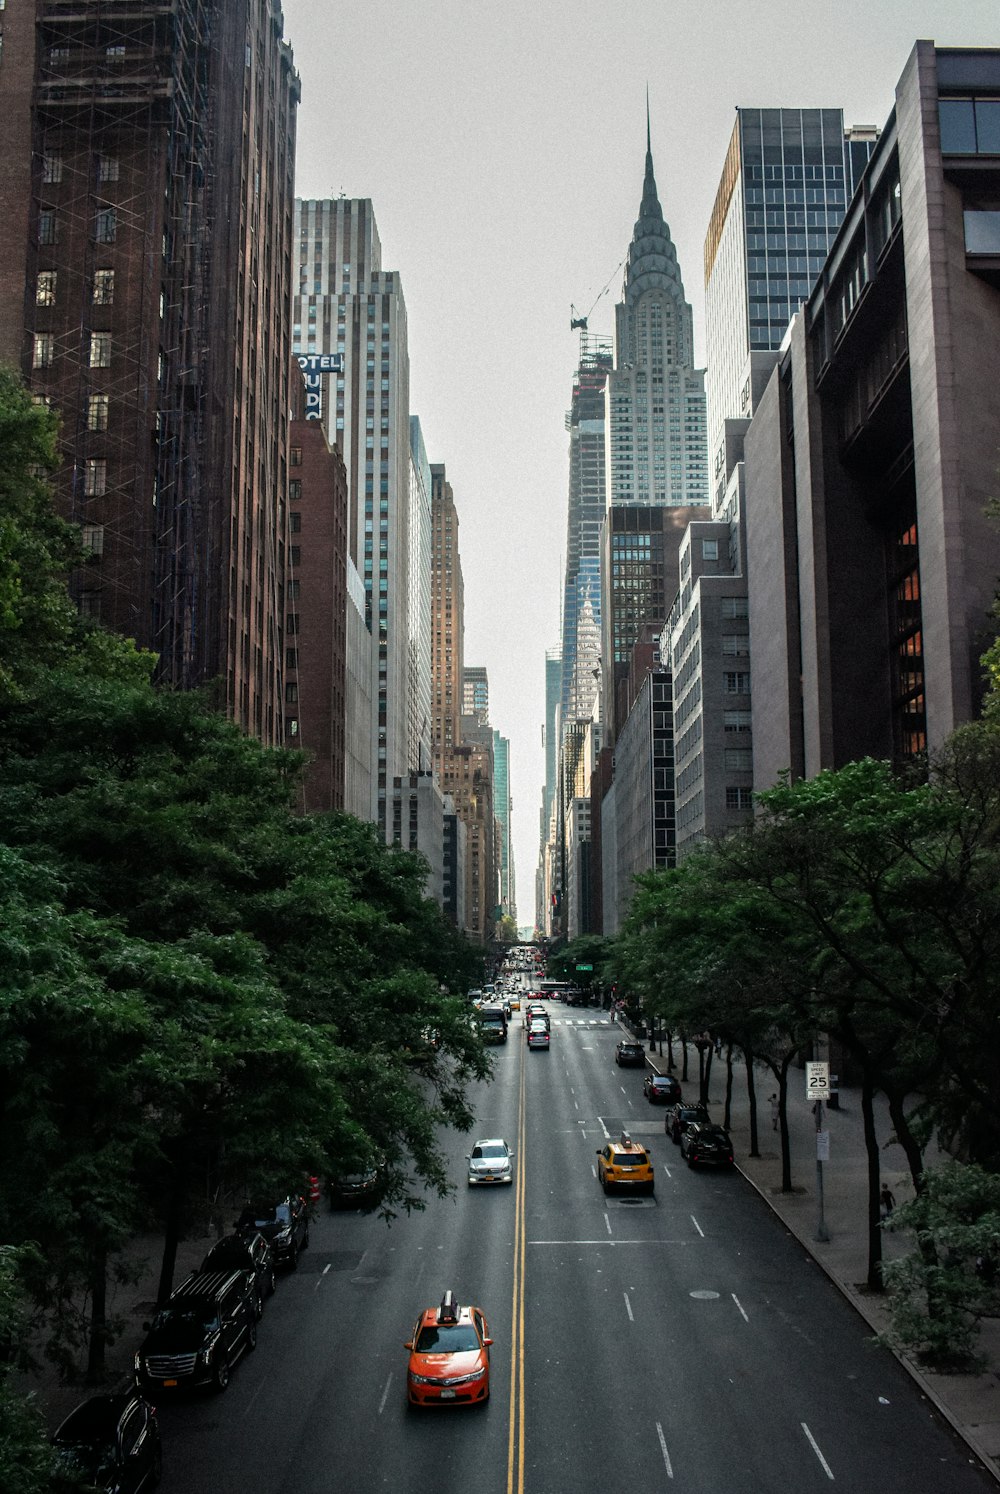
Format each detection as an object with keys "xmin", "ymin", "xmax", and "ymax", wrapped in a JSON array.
[
  {"xmin": 408, "ymin": 417, "xmax": 432, "ymax": 772},
  {"xmin": 430, "ymin": 465, "xmax": 464, "ymax": 768},
  {"xmin": 560, "ymin": 336, "xmax": 613, "ymax": 721},
  {"xmin": 2, "ymin": 0, "xmax": 300, "ymax": 745},
  {"xmin": 605, "ymin": 118, "xmax": 710, "ymax": 511},
  {"xmin": 704, "ymin": 108, "xmax": 877, "ymax": 508},
  {"xmin": 492, "ymin": 729, "xmax": 514, "ymax": 920},
  {"xmin": 293, "ymin": 198, "xmax": 412, "ymax": 837},
  {"xmin": 463, "ymin": 666, "xmax": 490, "ymax": 725},
  {"xmin": 745, "ymin": 42, "xmax": 1000, "ymax": 787}
]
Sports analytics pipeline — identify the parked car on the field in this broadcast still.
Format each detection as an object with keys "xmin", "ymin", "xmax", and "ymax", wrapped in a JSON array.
[
  {"xmin": 134, "ymin": 1270, "xmax": 256, "ymax": 1395},
  {"xmin": 201, "ymin": 1230, "xmax": 276, "ymax": 1315},
  {"xmin": 643, "ymin": 1073, "xmax": 682, "ymax": 1105},
  {"xmin": 680, "ymin": 1122, "xmax": 734, "ymax": 1168},
  {"xmin": 329, "ymin": 1153, "xmax": 385, "ymax": 1210},
  {"xmin": 236, "ymin": 1194, "xmax": 309, "ymax": 1268},
  {"xmin": 615, "ymin": 1040, "xmax": 646, "ymax": 1068},
  {"xmin": 667, "ymin": 1101, "xmax": 711, "ymax": 1143},
  {"xmin": 52, "ymin": 1392, "xmax": 161, "ymax": 1492}
]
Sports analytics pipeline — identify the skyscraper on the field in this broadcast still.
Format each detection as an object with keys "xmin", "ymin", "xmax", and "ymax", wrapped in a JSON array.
[
  {"xmin": 463, "ymin": 666, "xmax": 490, "ymax": 725},
  {"xmin": 3, "ymin": 0, "xmax": 300, "ymax": 745},
  {"xmin": 408, "ymin": 417, "xmax": 432, "ymax": 772},
  {"xmin": 704, "ymin": 108, "xmax": 877, "ymax": 507},
  {"xmin": 605, "ymin": 117, "xmax": 709, "ymax": 511},
  {"xmin": 293, "ymin": 198, "xmax": 412, "ymax": 837},
  {"xmin": 430, "ymin": 465, "xmax": 464, "ymax": 768},
  {"xmin": 560, "ymin": 336, "xmax": 613, "ymax": 721}
]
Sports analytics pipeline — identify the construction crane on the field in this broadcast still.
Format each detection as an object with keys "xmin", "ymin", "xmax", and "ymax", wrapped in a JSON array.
[{"xmin": 570, "ymin": 257, "xmax": 625, "ymax": 331}]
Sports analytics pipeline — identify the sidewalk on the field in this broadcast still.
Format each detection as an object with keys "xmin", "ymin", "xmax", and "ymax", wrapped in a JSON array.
[{"xmin": 644, "ymin": 1035, "xmax": 1000, "ymax": 1484}]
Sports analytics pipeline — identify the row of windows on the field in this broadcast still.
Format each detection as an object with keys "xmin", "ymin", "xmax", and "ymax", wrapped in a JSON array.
[{"xmin": 42, "ymin": 152, "xmax": 118, "ymax": 184}]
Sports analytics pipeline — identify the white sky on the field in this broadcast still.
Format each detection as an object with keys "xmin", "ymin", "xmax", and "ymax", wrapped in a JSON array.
[{"xmin": 282, "ymin": 0, "xmax": 997, "ymax": 924}]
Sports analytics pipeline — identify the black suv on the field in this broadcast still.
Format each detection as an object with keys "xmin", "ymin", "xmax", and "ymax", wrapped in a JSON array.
[
  {"xmin": 52, "ymin": 1392, "xmax": 161, "ymax": 1492},
  {"xmin": 667, "ymin": 1101, "xmax": 711, "ymax": 1143},
  {"xmin": 236, "ymin": 1194, "xmax": 309, "ymax": 1269},
  {"xmin": 681, "ymin": 1122, "xmax": 734, "ymax": 1169},
  {"xmin": 615, "ymin": 1040, "xmax": 646, "ymax": 1068},
  {"xmin": 201, "ymin": 1230, "xmax": 276, "ymax": 1315},
  {"xmin": 134, "ymin": 1270, "xmax": 256, "ymax": 1395}
]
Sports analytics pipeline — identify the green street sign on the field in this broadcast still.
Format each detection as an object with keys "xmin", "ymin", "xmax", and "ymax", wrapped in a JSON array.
[{"xmin": 576, "ymin": 963, "xmax": 594, "ymax": 971}]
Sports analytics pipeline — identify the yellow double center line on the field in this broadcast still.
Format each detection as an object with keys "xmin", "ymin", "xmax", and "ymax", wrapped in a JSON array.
[{"xmin": 507, "ymin": 1032, "xmax": 527, "ymax": 1494}]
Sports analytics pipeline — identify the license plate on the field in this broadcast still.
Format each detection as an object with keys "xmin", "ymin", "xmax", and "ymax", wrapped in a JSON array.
[
  {"xmin": 162, "ymin": 1379, "xmax": 178, "ymax": 1387},
  {"xmin": 439, "ymin": 1389, "xmax": 456, "ymax": 1399}
]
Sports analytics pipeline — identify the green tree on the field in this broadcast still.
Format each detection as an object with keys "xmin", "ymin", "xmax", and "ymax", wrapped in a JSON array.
[{"xmin": 0, "ymin": 1247, "xmax": 61, "ymax": 1494}]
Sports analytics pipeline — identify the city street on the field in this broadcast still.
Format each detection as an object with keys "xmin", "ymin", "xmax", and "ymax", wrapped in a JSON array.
[{"xmin": 154, "ymin": 1011, "xmax": 994, "ymax": 1493}]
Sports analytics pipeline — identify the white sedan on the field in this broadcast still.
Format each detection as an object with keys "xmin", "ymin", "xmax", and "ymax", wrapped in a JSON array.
[{"xmin": 466, "ymin": 1138, "xmax": 514, "ymax": 1186}]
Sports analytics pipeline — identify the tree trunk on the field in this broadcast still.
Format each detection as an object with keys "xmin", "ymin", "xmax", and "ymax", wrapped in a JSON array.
[
  {"xmin": 861, "ymin": 1071, "xmax": 884, "ymax": 1292},
  {"xmin": 85, "ymin": 1241, "xmax": 108, "ymax": 1384},
  {"xmin": 744, "ymin": 1049, "xmax": 760, "ymax": 1158},
  {"xmin": 778, "ymin": 1051, "xmax": 795, "ymax": 1193},
  {"xmin": 723, "ymin": 1045, "xmax": 734, "ymax": 1131},
  {"xmin": 703, "ymin": 1046, "xmax": 714, "ymax": 1104},
  {"xmin": 157, "ymin": 1165, "xmax": 186, "ymax": 1308},
  {"xmin": 681, "ymin": 1036, "xmax": 689, "ymax": 1083},
  {"xmin": 886, "ymin": 1087, "xmax": 925, "ymax": 1195},
  {"xmin": 666, "ymin": 1031, "xmax": 675, "ymax": 1072}
]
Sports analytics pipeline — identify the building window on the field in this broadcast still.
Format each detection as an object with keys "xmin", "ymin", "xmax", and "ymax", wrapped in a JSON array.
[
  {"xmin": 721, "ymin": 635, "xmax": 750, "ymax": 656},
  {"xmin": 724, "ymin": 671, "xmax": 751, "ymax": 694},
  {"xmin": 87, "ymin": 394, "xmax": 109, "ymax": 431},
  {"xmin": 32, "ymin": 333, "xmax": 54, "ymax": 368},
  {"xmin": 701, "ymin": 539, "xmax": 719, "ymax": 561},
  {"xmin": 290, "ymin": 445, "xmax": 302, "ymax": 467},
  {"xmin": 83, "ymin": 458, "xmax": 107, "ymax": 497},
  {"xmin": 288, "ymin": 478, "xmax": 302, "ymax": 499},
  {"xmin": 89, "ymin": 332, "xmax": 111, "ymax": 368},
  {"xmin": 106, "ymin": 44, "xmax": 126, "ymax": 60},
  {"xmin": 42, "ymin": 153, "xmax": 63, "ymax": 184},
  {"xmin": 81, "ymin": 523, "xmax": 104, "ymax": 555},
  {"xmin": 285, "ymin": 682, "xmax": 298, "ymax": 704},
  {"xmin": 94, "ymin": 207, "xmax": 116, "ymax": 244},
  {"xmin": 725, "ymin": 786, "xmax": 753, "ymax": 810},
  {"xmin": 35, "ymin": 270, "xmax": 56, "ymax": 306},
  {"xmin": 38, "ymin": 211, "xmax": 56, "ymax": 245},
  {"xmin": 289, "ymin": 511, "xmax": 301, "ymax": 533},
  {"xmin": 287, "ymin": 579, "xmax": 300, "ymax": 600},
  {"xmin": 721, "ymin": 596, "xmax": 749, "ymax": 619},
  {"xmin": 93, "ymin": 269, "xmax": 115, "ymax": 305},
  {"xmin": 723, "ymin": 710, "xmax": 752, "ymax": 732},
  {"xmin": 724, "ymin": 749, "xmax": 753, "ymax": 771},
  {"xmin": 98, "ymin": 155, "xmax": 119, "ymax": 183},
  {"xmin": 285, "ymin": 647, "xmax": 297, "ymax": 670},
  {"xmin": 286, "ymin": 613, "xmax": 299, "ymax": 634}
]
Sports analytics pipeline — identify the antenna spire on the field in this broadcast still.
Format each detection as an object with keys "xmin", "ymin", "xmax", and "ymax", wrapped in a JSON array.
[{"xmin": 646, "ymin": 87, "xmax": 651, "ymax": 156}]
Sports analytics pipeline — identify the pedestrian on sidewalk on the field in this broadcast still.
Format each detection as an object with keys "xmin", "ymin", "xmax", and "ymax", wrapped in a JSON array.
[
  {"xmin": 769, "ymin": 1094, "xmax": 779, "ymax": 1132},
  {"xmin": 880, "ymin": 1183, "xmax": 896, "ymax": 1219}
]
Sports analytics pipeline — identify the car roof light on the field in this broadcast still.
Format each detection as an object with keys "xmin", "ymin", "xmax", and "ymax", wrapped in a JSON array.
[
  {"xmin": 620, "ymin": 1130, "xmax": 631, "ymax": 1147},
  {"xmin": 438, "ymin": 1290, "xmax": 459, "ymax": 1324}
]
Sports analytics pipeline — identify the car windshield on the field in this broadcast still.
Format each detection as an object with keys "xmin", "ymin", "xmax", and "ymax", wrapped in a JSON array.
[
  {"xmin": 620, "ymin": 1045, "xmax": 642, "ymax": 1054},
  {"xmin": 613, "ymin": 1151, "xmax": 648, "ymax": 1165},
  {"xmin": 472, "ymin": 1145, "xmax": 506, "ymax": 1159},
  {"xmin": 152, "ymin": 1305, "xmax": 220, "ymax": 1334},
  {"xmin": 415, "ymin": 1323, "xmax": 480, "ymax": 1353},
  {"xmin": 651, "ymin": 1078, "xmax": 672, "ymax": 1087}
]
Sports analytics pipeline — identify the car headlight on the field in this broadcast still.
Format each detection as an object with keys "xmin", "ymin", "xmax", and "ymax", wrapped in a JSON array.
[
  {"xmin": 409, "ymin": 1371, "xmax": 432, "ymax": 1385},
  {"xmin": 134, "ymin": 1353, "xmax": 142, "ymax": 1374},
  {"xmin": 198, "ymin": 1339, "xmax": 218, "ymax": 1367}
]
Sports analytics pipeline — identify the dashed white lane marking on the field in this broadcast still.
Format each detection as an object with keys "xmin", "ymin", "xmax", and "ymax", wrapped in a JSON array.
[
  {"xmin": 732, "ymin": 1293, "xmax": 749, "ymax": 1323},
  {"xmin": 655, "ymin": 1422, "xmax": 674, "ymax": 1478},
  {"xmin": 378, "ymin": 1374, "xmax": 392, "ymax": 1415},
  {"xmin": 598, "ymin": 1116, "xmax": 610, "ymax": 1138},
  {"xmin": 624, "ymin": 1291, "xmax": 634, "ymax": 1322},
  {"xmin": 604, "ymin": 1212, "xmax": 612, "ymax": 1235},
  {"xmin": 801, "ymin": 1423, "xmax": 835, "ymax": 1480},
  {"xmin": 323, "ymin": 1263, "xmax": 332, "ymax": 1274},
  {"xmin": 691, "ymin": 1215, "xmax": 705, "ymax": 1237}
]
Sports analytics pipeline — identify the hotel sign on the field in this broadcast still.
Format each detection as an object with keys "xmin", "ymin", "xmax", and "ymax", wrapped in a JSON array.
[{"xmin": 295, "ymin": 352, "xmax": 344, "ymax": 420}]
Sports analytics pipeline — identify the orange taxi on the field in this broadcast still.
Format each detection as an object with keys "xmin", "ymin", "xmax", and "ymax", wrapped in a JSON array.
[{"xmin": 405, "ymin": 1291, "xmax": 492, "ymax": 1407}]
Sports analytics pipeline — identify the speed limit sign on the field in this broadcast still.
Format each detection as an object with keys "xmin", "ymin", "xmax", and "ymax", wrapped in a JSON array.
[{"xmin": 806, "ymin": 1062, "xmax": 830, "ymax": 1099}]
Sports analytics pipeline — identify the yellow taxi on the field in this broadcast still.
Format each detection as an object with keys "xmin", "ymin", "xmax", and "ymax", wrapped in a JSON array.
[
  {"xmin": 596, "ymin": 1131, "xmax": 655, "ymax": 1195},
  {"xmin": 404, "ymin": 1291, "xmax": 492, "ymax": 1407}
]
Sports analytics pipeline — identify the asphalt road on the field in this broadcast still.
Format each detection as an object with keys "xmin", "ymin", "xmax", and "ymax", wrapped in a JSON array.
[{"xmin": 155, "ymin": 1006, "xmax": 996, "ymax": 1493}]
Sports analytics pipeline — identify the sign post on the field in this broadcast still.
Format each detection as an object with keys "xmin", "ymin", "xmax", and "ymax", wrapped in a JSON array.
[{"xmin": 807, "ymin": 1062, "xmax": 831, "ymax": 1242}]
